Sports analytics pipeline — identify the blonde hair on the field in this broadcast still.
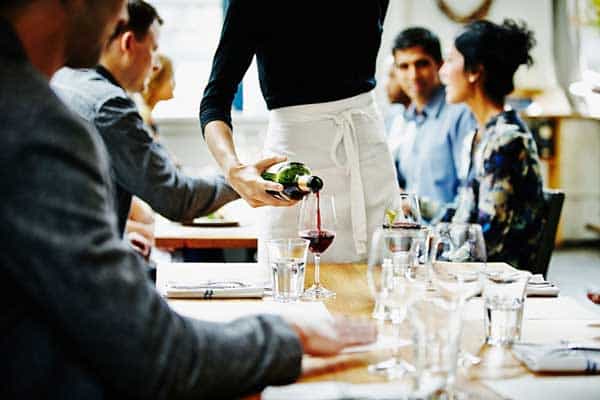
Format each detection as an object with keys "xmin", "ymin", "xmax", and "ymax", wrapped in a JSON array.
[{"xmin": 142, "ymin": 54, "xmax": 174, "ymax": 104}]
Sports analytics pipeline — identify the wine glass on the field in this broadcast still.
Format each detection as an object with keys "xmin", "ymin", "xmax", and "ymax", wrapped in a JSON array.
[
  {"xmin": 384, "ymin": 192, "xmax": 422, "ymax": 229},
  {"xmin": 298, "ymin": 193, "xmax": 336, "ymax": 300},
  {"xmin": 431, "ymin": 222, "xmax": 487, "ymax": 371},
  {"xmin": 367, "ymin": 227, "xmax": 426, "ymax": 377}
]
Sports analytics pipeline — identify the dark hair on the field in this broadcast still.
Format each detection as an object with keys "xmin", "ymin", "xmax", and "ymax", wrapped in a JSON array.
[
  {"xmin": 108, "ymin": 0, "xmax": 163, "ymax": 43},
  {"xmin": 392, "ymin": 27, "xmax": 442, "ymax": 64},
  {"xmin": 455, "ymin": 19, "xmax": 536, "ymax": 105},
  {"xmin": 0, "ymin": 1, "xmax": 32, "ymax": 13}
]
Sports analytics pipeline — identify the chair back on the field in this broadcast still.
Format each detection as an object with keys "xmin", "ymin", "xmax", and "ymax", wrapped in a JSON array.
[{"xmin": 532, "ymin": 189, "xmax": 565, "ymax": 278}]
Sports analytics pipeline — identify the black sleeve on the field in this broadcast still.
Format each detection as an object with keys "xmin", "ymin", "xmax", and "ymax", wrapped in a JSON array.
[
  {"xmin": 95, "ymin": 95, "xmax": 239, "ymax": 222},
  {"xmin": 2, "ymin": 109, "xmax": 301, "ymax": 398},
  {"xmin": 199, "ymin": 0, "xmax": 256, "ymax": 134}
]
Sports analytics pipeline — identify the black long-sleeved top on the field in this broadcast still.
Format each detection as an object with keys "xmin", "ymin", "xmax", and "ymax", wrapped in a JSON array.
[{"xmin": 200, "ymin": 0, "xmax": 389, "ymax": 133}]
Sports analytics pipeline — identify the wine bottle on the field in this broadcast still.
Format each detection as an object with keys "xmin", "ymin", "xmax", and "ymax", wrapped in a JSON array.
[{"xmin": 261, "ymin": 161, "xmax": 323, "ymax": 200}]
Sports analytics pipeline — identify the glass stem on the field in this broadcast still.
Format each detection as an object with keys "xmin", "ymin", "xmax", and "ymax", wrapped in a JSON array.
[{"xmin": 314, "ymin": 253, "xmax": 321, "ymax": 287}]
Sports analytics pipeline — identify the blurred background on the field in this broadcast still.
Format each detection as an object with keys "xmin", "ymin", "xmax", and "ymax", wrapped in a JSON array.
[{"xmin": 152, "ymin": 0, "xmax": 599, "ymax": 245}]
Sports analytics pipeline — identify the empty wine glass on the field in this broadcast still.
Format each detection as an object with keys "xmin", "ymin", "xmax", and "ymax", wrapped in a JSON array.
[
  {"xmin": 298, "ymin": 193, "xmax": 336, "ymax": 300},
  {"xmin": 431, "ymin": 222, "xmax": 487, "ymax": 371},
  {"xmin": 367, "ymin": 227, "xmax": 426, "ymax": 378},
  {"xmin": 384, "ymin": 192, "xmax": 422, "ymax": 229}
]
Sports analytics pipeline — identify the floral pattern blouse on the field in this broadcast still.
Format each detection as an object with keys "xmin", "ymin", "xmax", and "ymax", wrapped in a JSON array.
[{"xmin": 452, "ymin": 109, "xmax": 545, "ymax": 270}]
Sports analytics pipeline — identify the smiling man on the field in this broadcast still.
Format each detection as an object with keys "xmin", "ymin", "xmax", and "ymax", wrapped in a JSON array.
[{"xmin": 389, "ymin": 27, "xmax": 475, "ymax": 219}]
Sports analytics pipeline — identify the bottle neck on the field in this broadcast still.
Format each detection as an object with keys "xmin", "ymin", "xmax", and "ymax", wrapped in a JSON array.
[
  {"xmin": 297, "ymin": 175, "xmax": 312, "ymax": 192},
  {"xmin": 297, "ymin": 175, "xmax": 322, "ymax": 193}
]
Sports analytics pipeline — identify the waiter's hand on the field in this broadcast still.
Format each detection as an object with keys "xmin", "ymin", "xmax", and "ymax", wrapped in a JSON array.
[{"xmin": 227, "ymin": 155, "xmax": 296, "ymax": 208}]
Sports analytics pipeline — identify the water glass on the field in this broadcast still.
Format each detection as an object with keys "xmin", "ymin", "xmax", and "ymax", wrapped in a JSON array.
[
  {"xmin": 266, "ymin": 238, "xmax": 309, "ymax": 302},
  {"xmin": 481, "ymin": 268, "xmax": 532, "ymax": 345},
  {"xmin": 408, "ymin": 295, "xmax": 462, "ymax": 392}
]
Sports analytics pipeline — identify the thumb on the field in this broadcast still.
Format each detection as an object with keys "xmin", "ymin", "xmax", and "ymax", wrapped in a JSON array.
[{"xmin": 255, "ymin": 155, "xmax": 287, "ymax": 172}]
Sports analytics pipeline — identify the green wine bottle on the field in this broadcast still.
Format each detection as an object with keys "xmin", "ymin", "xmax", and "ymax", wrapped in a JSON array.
[{"xmin": 261, "ymin": 161, "xmax": 323, "ymax": 200}]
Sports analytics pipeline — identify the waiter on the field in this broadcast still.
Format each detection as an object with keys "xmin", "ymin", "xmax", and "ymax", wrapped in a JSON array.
[{"xmin": 200, "ymin": 0, "xmax": 398, "ymax": 264}]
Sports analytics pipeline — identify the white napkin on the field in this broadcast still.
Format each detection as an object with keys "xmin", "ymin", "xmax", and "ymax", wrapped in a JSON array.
[
  {"xmin": 165, "ymin": 284, "xmax": 264, "ymax": 299},
  {"xmin": 526, "ymin": 274, "xmax": 560, "ymax": 297},
  {"xmin": 512, "ymin": 343, "xmax": 600, "ymax": 373},
  {"xmin": 262, "ymin": 378, "xmax": 443, "ymax": 400}
]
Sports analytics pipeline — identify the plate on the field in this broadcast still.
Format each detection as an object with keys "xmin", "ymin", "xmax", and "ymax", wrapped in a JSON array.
[{"xmin": 182, "ymin": 217, "xmax": 239, "ymax": 227}]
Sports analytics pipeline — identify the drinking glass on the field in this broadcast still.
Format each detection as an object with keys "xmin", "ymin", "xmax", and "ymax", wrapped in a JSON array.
[
  {"xmin": 431, "ymin": 223, "xmax": 487, "ymax": 369},
  {"xmin": 384, "ymin": 192, "xmax": 422, "ymax": 229},
  {"xmin": 408, "ymin": 295, "xmax": 462, "ymax": 394},
  {"xmin": 298, "ymin": 193, "xmax": 337, "ymax": 300},
  {"xmin": 367, "ymin": 227, "xmax": 426, "ymax": 377},
  {"xmin": 266, "ymin": 238, "xmax": 309, "ymax": 302},
  {"xmin": 481, "ymin": 267, "xmax": 531, "ymax": 345}
]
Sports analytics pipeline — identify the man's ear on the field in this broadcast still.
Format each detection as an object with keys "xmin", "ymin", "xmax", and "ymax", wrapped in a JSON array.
[
  {"xmin": 120, "ymin": 31, "xmax": 135, "ymax": 53},
  {"xmin": 467, "ymin": 65, "xmax": 483, "ymax": 84}
]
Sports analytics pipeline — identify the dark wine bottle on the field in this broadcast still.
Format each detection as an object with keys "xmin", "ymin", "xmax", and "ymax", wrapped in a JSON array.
[{"xmin": 261, "ymin": 161, "xmax": 323, "ymax": 200}]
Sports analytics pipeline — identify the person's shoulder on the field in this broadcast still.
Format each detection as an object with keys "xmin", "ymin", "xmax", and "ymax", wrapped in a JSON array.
[
  {"xmin": 8, "ymin": 72, "xmax": 106, "ymax": 160},
  {"xmin": 52, "ymin": 67, "xmax": 129, "ymax": 111},
  {"xmin": 485, "ymin": 120, "xmax": 534, "ymax": 160}
]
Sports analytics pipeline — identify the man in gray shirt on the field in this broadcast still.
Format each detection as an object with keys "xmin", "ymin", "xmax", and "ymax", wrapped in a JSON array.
[
  {"xmin": 51, "ymin": 0, "xmax": 238, "ymax": 235},
  {"xmin": 0, "ymin": 1, "xmax": 373, "ymax": 398}
]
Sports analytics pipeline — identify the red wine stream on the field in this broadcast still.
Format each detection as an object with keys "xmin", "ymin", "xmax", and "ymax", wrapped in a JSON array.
[
  {"xmin": 300, "ymin": 192, "xmax": 335, "ymax": 254},
  {"xmin": 316, "ymin": 191, "xmax": 321, "ymax": 232}
]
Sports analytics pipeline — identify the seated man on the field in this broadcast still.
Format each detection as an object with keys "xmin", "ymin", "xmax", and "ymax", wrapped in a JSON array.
[
  {"xmin": 389, "ymin": 27, "xmax": 476, "ymax": 220},
  {"xmin": 0, "ymin": 1, "xmax": 374, "ymax": 398},
  {"xmin": 51, "ymin": 0, "xmax": 238, "ymax": 237}
]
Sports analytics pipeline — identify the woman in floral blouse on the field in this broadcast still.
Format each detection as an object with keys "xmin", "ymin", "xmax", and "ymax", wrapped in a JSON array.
[{"xmin": 440, "ymin": 19, "xmax": 545, "ymax": 269}]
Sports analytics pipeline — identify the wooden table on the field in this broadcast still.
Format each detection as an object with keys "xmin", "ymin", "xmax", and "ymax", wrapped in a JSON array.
[
  {"xmin": 154, "ymin": 215, "xmax": 257, "ymax": 249},
  {"xmin": 159, "ymin": 262, "xmax": 600, "ymax": 399}
]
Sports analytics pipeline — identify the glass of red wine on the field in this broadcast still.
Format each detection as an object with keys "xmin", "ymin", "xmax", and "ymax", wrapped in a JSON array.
[{"xmin": 298, "ymin": 193, "xmax": 337, "ymax": 300}]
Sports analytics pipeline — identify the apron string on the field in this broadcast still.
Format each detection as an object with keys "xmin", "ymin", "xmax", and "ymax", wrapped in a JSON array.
[{"xmin": 327, "ymin": 109, "xmax": 375, "ymax": 256}]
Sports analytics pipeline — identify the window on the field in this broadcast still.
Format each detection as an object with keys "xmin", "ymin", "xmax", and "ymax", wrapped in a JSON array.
[{"xmin": 151, "ymin": 0, "xmax": 224, "ymax": 119}]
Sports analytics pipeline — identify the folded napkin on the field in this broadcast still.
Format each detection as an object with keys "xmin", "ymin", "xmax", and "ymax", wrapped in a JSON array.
[
  {"xmin": 512, "ymin": 342, "xmax": 600, "ymax": 373},
  {"xmin": 262, "ymin": 379, "xmax": 443, "ymax": 400},
  {"xmin": 165, "ymin": 282, "xmax": 264, "ymax": 299},
  {"xmin": 526, "ymin": 274, "xmax": 560, "ymax": 297}
]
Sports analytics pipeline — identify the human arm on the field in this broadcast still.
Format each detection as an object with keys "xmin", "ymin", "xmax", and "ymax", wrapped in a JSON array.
[
  {"xmin": 3, "ymin": 111, "xmax": 302, "ymax": 399},
  {"xmin": 94, "ymin": 95, "xmax": 239, "ymax": 222},
  {"xmin": 476, "ymin": 134, "xmax": 528, "ymax": 257},
  {"xmin": 204, "ymin": 121, "xmax": 294, "ymax": 207},
  {"xmin": 199, "ymin": 0, "xmax": 292, "ymax": 207}
]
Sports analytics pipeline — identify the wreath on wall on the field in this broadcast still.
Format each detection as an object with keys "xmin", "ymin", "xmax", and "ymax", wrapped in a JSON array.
[{"xmin": 436, "ymin": 0, "xmax": 494, "ymax": 24}]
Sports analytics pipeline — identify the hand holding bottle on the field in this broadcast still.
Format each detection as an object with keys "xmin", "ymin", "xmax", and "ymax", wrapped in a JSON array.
[{"xmin": 227, "ymin": 155, "xmax": 296, "ymax": 208}]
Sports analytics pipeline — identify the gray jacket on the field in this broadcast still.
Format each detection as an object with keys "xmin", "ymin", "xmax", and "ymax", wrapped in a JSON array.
[
  {"xmin": 51, "ymin": 66, "xmax": 239, "ymax": 233},
  {"xmin": 0, "ymin": 19, "xmax": 301, "ymax": 399}
]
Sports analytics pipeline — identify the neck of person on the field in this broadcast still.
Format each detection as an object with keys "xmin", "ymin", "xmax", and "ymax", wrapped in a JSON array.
[
  {"xmin": 9, "ymin": 9, "xmax": 67, "ymax": 78},
  {"xmin": 467, "ymin": 89, "xmax": 504, "ymax": 138},
  {"xmin": 145, "ymin": 95, "xmax": 159, "ymax": 112},
  {"xmin": 98, "ymin": 55, "xmax": 129, "ymax": 90},
  {"xmin": 413, "ymin": 85, "xmax": 441, "ymax": 114}
]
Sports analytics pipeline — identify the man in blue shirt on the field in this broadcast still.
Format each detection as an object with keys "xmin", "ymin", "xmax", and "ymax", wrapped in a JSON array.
[{"xmin": 389, "ymin": 27, "xmax": 475, "ymax": 220}]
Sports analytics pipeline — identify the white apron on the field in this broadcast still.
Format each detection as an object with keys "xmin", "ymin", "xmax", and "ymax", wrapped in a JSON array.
[{"xmin": 257, "ymin": 91, "xmax": 399, "ymax": 265}]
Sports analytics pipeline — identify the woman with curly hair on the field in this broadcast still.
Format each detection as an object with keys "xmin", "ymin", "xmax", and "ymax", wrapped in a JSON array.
[{"xmin": 440, "ymin": 19, "xmax": 544, "ymax": 269}]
